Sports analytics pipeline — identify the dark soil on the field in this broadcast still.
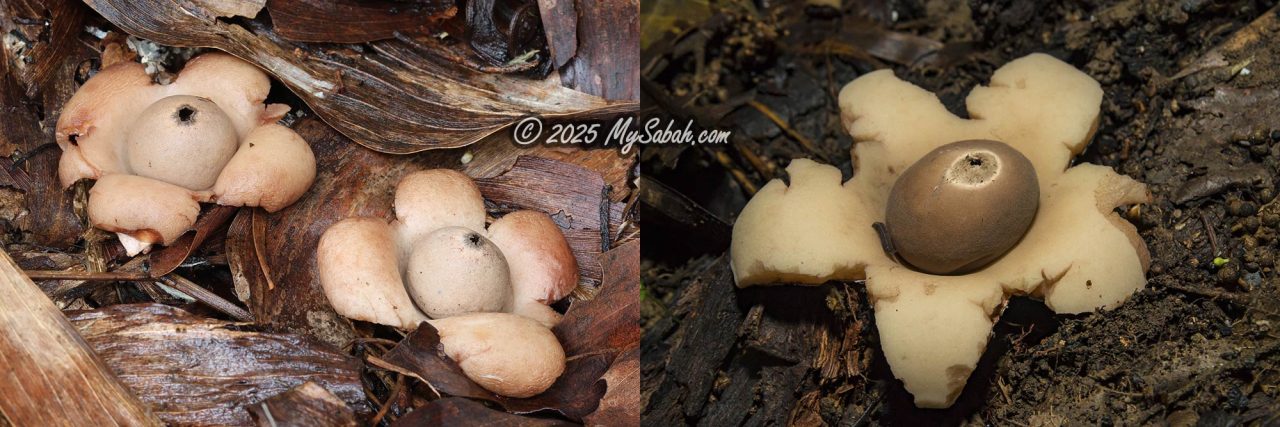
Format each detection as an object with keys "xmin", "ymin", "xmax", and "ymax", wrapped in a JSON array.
[{"xmin": 640, "ymin": 0, "xmax": 1280, "ymax": 425}]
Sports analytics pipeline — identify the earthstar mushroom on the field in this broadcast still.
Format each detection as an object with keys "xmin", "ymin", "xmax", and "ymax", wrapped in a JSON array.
[
  {"xmin": 316, "ymin": 168, "xmax": 582, "ymax": 398},
  {"xmin": 55, "ymin": 52, "xmax": 316, "ymax": 255},
  {"xmin": 730, "ymin": 53, "xmax": 1152, "ymax": 408}
]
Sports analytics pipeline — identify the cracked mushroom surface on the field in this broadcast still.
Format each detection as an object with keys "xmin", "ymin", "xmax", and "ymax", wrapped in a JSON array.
[
  {"xmin": 317, "ymin": 169, "xmax": 579, "ymax": 330},
  {"xmin": 729, "ymin": 54, "xmax": 1152, "ymax": 408},
  {"xmin": 55, "ymin": 52, "xmax": 316, "ymax": 255}
]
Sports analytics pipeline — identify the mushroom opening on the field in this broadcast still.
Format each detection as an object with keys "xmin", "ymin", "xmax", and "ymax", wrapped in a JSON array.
[
  {"xmin": 945, "ymin": 151, "xmax": 998, "ymax": 186},
  {"xmin": 887, "ymin": 139, "xmax": 1039, "ymax": 275},
  {"xmin": 175, "ymin": 105, "xmax": 196, "ymax": 123}
]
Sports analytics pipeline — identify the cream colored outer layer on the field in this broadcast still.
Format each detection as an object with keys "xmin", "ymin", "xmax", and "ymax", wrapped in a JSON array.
[
  {"xmin": 316, "ymin": 218, "xmax": 428, "ymax": 330},
  {"xmin": 87, "ymin": 174, "xmax": 201, "ymax": 255},
  {"xmin": 393, "ymin": 169, "xmax": 487, "ymax": 248},
  {"xmin": 487, "ymin": 211, "xmax": 580, "ymax": 304},
  {"xmin": 730, "ymin": 54, "xmax": 1152, "ymax": 408},
  {"xmin": 431, "ymin": 313, "xmax": 566, "ymax": 398},
  {"xmin": 56, "ymin": 53, "xmax": 312, "ymax": 255}
]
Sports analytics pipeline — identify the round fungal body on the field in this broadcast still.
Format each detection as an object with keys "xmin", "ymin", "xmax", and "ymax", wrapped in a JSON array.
[
  {"xmin": 405, "ymin": 226, "xmax": 514, "ymax": 318},
  {"xmin": 885, "ymin": 139, "xmax": 1039, "ymax": 274},
  {"xmin": 125, "ymin": 95, "xmax": 239, "ymax": 190}
]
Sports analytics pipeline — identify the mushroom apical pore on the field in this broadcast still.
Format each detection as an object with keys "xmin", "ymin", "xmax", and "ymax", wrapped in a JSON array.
[
  {"xmin": 406, "ymin": 227, "xmax": 514, "ymax": 319},
  {"xmin": 885, "ymin": 139, "xmax": 1039, "ymax": 274}
]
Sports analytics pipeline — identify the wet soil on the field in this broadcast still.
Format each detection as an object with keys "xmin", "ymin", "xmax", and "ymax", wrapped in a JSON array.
[{"xmin": 641, "ymin": 0, "xmax": 1280, "ymax": 425}]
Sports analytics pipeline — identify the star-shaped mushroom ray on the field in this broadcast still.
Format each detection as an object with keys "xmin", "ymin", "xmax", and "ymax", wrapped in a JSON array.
[
  {"xmin": 729, "ymin": 159, "xmax": 884, "ymax": 287},
  {"xmin": 730, "ymin": 53, "xmax": 1151, "ymax": 408},
  {"xmin": 317, "ymin": 218, "xmax": 429, "ymax": 330}
]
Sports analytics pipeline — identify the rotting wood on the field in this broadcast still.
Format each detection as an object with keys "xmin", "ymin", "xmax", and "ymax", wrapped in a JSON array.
[{"xmin": 0, "ymin": 250, "xmax": 161, "ymax": 426}]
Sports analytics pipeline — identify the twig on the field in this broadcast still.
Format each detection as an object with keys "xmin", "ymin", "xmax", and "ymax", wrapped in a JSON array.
[
  {"xmin": 733, "ymin": 142, "xmax": 775, "ymax": 180},
  {"xmin": 252, "ymin": 208, "xmax": 278, "ymax": 291},
  {"xmin": 347, "ymin": 337, "xmax": 402, "ymax": 350},
  {"xmin": 1163, "ymin": 282, "xmax": 1247, "ymax": 305},
  {"xmin": 746, "ymin": 99, "xmax": 830, "ymax": 163},
  {"xmin": 1201, "ymin": 212, "xmax": 1220, "ymax": 257},
  {"xmin": 600, "ymin": 185, "xmax": 613, "ymax": 252},
  {"xmin": 849, "ymin": 392, "xmax": 881, "ymax": 427},
  {"xmin": 711, "ymin": 150, "xmax": 758, "ymax": 195},
  {"xmin": 371, "ymin": 374, "xmax": 404, "ymax": 425},
  {"xmin": 22, "ymin": 270, "xmax": 151, "ymax": 281},
  {"xmin": 157, "ymin": 274, "xmax": 253, "ymax": 322}
]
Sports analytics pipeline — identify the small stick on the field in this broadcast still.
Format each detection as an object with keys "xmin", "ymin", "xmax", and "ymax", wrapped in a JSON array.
[
  {"xmin": 733, "ymin": 142, "xmax": 775, "ymax": 180},
  {"xmin": 22, "ymin": 270, "xmax": 151, "ymax": 281},
  {"xmin": 1164, "ymin": 282, "xmax": 1246, "ymax": 305},
  {"xmin": 711, "ymin": 150, "xmax": 758, "ymax": 195},
  {"xmin": 1200, "ymin": 212, "xmax": 1220, "ymax": 257},
  {"xmin": 371, "ymin": 374, "xmax": 405, "ymax": 425},
  {"xmin": 157, "ymin": 275, "xmax": 253, "ymax": 322},
  {"xmin": 600, "ymin": 185, "xmax": 613, "ymax": 252},
  {"xmin": 747, "ymin": 100, "xmax": 830, "ymax": 163}
]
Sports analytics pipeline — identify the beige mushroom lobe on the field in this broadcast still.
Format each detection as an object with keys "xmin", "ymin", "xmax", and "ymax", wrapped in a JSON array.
[
  {"xmin": 317, "ymin": 218, "xmax": 429, "ymax": 330},
  {"xmin": 487, "ymin": 210, "xmax": 580, "ymax": 305},
  {"xmin": 431, "ymin": 313, "xmax": 566, "ymax": 398},
  {"xmin": 86, "ymin": 174, "xmax": 201, "ymax": 256}
]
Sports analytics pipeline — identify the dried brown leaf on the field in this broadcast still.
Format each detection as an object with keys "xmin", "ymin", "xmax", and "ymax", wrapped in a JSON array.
[
  {"xmin": 553, "ymin": 240, "xmax": 640, "ymax": 357},
  {"xmin": 84, "ymin": 0, "xmax": 635, "ymax": 153},
  {"xmin": 0, "ymin": 0, "xmax": 93, "ymax": 247},
  {"xmin": 246, "ymin": 382, "xmax": 357, "ymax": 427},
  {"xmin": 266, "ymin": 0, "xmax": 455, "ymax": 43},
  {"xmin": 583, "ymin": 346, "xmax": 640, "ymax": 426},
  {"xmin": 391, "ymin": 398, "xmax": 575, "ymax": 427}
]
